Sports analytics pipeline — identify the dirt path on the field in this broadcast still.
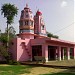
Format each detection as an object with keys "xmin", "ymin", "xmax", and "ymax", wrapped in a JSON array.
[{"xmin": 21, "ymin": 67, "xmax": 67, "ymax": 75}]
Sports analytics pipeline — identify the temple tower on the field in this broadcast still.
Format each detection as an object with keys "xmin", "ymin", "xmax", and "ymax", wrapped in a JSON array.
[
  {"xmin": 17, "ymin": 4, "xmax": 34, "ymax": 61},
  {"xmin": 19, "ymin": 4, "xmax": 34, "ymax": 34},
  {"xmin": 34, "ymin": 10, "xmax": 47, "ymax": 36},
  {"xmin": 18, "ymin": 4, "xmax": 34, "ymax": 40}
]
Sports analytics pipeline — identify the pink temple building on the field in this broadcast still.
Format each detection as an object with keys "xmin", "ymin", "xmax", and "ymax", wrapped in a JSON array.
[{"xmin": 10, "ymin": 4, "xmax": 75, "ymax": 62}]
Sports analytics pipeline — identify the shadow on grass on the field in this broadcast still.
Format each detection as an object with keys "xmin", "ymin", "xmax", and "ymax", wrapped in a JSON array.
[
  {"xmin": 25, "ymin": 64, "xmax": 75, "ymax": 75},
  {"xmin": 40, "ymin": 73, "xmax": 75, "ymax": 75}
]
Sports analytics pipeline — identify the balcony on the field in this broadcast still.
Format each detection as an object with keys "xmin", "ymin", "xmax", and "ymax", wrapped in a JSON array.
[{"xmin": 19, "ymin": 25, "xmax": 34, "ymax": 30}]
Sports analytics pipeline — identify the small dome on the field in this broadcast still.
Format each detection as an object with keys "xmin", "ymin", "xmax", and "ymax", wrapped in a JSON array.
[{"xmin": 36, "ymin": 10, "xmax": 42, "ymax": 15}]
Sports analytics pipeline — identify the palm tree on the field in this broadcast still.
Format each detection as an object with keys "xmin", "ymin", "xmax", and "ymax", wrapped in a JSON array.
[
  {"xmin": 0, "ymin": 29, "xmax": 1, "ymax": 37},
  {"xmin": 5, "ymin": 26, "xmax": 16, "ymax": 37},
  {"xmin": 1, "ymin": 3, "xmax": 18, "ymax": 49}
]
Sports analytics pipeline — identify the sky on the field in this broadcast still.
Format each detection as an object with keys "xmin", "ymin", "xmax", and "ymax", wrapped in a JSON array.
[{"xmin": 0, "ymin": 0, "xmax": 74, "ymax": 42}]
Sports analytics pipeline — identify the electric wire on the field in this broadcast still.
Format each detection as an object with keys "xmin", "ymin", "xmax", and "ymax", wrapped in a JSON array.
[{"xmin": 53, "ymin": 22, "xmax": 74, "ymax": 34}]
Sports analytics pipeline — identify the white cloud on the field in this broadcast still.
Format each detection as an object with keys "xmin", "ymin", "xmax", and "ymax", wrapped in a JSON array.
[{"xmin": 61, "ymin": 1, "xmax": 67, "ymax": 7}]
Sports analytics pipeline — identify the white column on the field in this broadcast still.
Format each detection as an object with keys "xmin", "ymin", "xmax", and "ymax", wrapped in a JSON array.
[
  {"xmin": 55, "ymin": 48, "xmax": 58, "ymax": 60},
  {"xmin": 62, "ymin": 48, "xmax": 64, "ymax": 60},
  {"xmin": 67, "ymin": 47, "xmax": 70, "ymax": 60},
  {"xmin": 48, "ymin": 48, "xmax": 50, "ymax": 60},
  {"xmin": 73, "ymin": 46, "xmax": 75, "ymax": 59},
  {"xmin": 58, "ymin": 46, "xmax": 61, "ymax": 61}
]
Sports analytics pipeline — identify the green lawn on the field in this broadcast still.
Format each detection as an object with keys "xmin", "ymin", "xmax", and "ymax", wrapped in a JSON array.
[
  {"xmin": 0, "ymin": 65, "xmax": 32, "ymax": 75},
  {"xmin": 0, "ymin": 60, "xmax": 75, "ymax": 75},
  {"xmin": 0, "ymin": 65, "xmax": 75, "ymax": 75}
]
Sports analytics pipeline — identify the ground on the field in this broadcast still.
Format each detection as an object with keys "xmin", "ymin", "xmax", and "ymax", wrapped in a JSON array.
[
  {"xmin": 46, "ymin": 59, "xmax": 75, "ymax": 66},
  {"xmin": 0, "ymin": 60, "xmax": 75, "ymax": 75},
  {"xmin": 22, "ymin": 67, "xmax": 66, "ymax": 75}
]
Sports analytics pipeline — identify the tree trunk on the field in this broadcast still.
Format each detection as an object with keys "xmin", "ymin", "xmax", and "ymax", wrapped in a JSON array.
[{"xmin": 7, "ymin": 23, "xmax": 9, "ymax": 50}]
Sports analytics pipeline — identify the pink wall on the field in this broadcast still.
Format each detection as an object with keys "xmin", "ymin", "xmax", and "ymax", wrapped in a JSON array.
[
  {"xmin": 31, "ymin": 38, "xmax": 45, "ymax": 45},
  {"xmin": 10, "ymin": 36, "xmax": 75, "ymax": 62},
  {"xmin": 10, "ymin": 38, "xmax": 17, "ymax": 61},
  {"xmin": 18, "ymin": 33, "xmax": 34, "ymax": 39},
  {"xmin": 17, "ymin": 38, "xmax": 29, "ymax": 61},
  {"xmin": 10, "ymin": 37, "xmax": 31, "ymax": 61}
]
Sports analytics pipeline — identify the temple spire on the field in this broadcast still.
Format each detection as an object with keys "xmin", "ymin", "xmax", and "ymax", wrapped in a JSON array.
[
  {"xmin": 26, "ymin": 3, "xmax": 28, "ymax": 8},
  {"xmin": 19, "ymin": 4, "xmax": 34, "ymax": 33},
  {"xmin": 37, "ymin": 9, "xmax": 39, "ymax": 11}
]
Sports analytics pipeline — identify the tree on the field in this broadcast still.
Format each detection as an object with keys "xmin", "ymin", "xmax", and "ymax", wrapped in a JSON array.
[
  {"xmin": 47, "ymin": 31, "xmax": 59, "ymax": 39},
  {"xmin": 53, "ymin": 35, "xmax": 59, "ymax": 39},
  {"xmin": 0, "ymin": 31, "xmax": 15, "ymax": 63},
  {"xmin": 0, "ymin": 33, "xmax": 7, "ymax": 46},
  {"xmin": 5, "ymin": 26, "xmax": 16, "ymax": 38},
  {"xmin": 0, "ymin": 46, "xmax": 9, "ymax": 62},
  {"xmin": 0, "ymin": 29, "xmax": 1, "ymax": 37},
  {"xmin": 1, "ymin": 3, "xmax": 18, "ymax": 48}
]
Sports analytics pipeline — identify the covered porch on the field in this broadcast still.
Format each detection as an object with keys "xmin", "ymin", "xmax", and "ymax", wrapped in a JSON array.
[
  {"xmin": 48, "ymin": 46, "xmax": 74, "ymax": 61},
  {"xmin": 31, "ymin": 38, "xmax": 75, "ymax": 62},
  {"xmin": 42, "ymin": 38, "xmax": 75, "ymax": 62}
]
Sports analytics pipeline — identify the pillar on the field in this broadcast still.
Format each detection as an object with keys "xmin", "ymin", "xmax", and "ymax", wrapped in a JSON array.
[
  {"xmin": 67, "ymin": 47, "xmax": 70, "ymax": 60},
  {"xmin": 73, "ymin": 46, "xmax": 75, "ymax": 59},
  {"xmin": 58, "ymin": 46, "xmax": 61, "ymax": 61},
  {"xmin": 42, "ymin": 44, "xmax": 48, "ymax": 62},
  {"xmin": 55, "ymin": 48, "xmax": 58, "ymax": 60},
  {"xmin": 62, "ymin": 48, "xmax": 64, "ymax": 60}
]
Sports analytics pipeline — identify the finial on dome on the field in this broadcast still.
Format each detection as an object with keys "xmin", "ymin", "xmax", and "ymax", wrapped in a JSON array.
[
  {"xmin": 36, "ymin": 9, "xmax": 42, "ymax": 15},
  {"xmin": 37, "ymin": 9, "xmax": 39, "ymax": 11},
  {"xmin": 26, "ymin": 3, "xmax": 28, "ymax": 7}
]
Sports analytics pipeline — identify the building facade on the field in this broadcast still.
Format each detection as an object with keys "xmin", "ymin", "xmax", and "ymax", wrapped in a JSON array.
[{"xmin": 10, "ymin": 4, "xmax": 75, "ymax": 62}]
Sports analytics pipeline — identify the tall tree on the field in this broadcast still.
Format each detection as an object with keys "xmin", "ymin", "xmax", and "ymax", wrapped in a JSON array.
[
  {"xmin": 5, "ymin": 26, "xmax": 16, "ymax": 38},
  {"xmin": 0, "ymin": 29, "xmax": 1, "ymax": 37},
  {"xmin": 1, "ymin": 3, "xmax": 18, "ymax": 48},
  {"xmin": 0, "ymin": 30, "xmax": 16, "ymax": 62}
]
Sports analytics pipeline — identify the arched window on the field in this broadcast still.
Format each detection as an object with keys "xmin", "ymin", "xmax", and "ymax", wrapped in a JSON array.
[
  {"xmin": 26, "ymin": 14, "xmax": 29, "ymax": 18},
  {"xmin": 31, "ymin": 21, "xmax": 33, "ymax": 26},
  {"xmin": 20, "ymin": 21, "xmax": 23, "ymax": 26},
  {"xmin": 42, "ymin": 25, "xmax": 44, "ymax": 30},
  {"xmin": 25, "ymin": 21, "xmax": 29, "ymax": 25},
  {"xmin": 29, "ymin": 21, "xmax": 33, "ymax": 26}
]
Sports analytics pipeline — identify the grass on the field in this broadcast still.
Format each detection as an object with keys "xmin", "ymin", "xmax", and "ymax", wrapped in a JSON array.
[
  {"xmin": 0, "ymin": 65, "xmax": 32, "ymax": 75},
  {"xmin": 0, "ymin": 65, "xmax": 75, "ymax": 75},
  {"xmin": 0, "ymin": 60, "xmax": 75, "ymax": 75}
]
